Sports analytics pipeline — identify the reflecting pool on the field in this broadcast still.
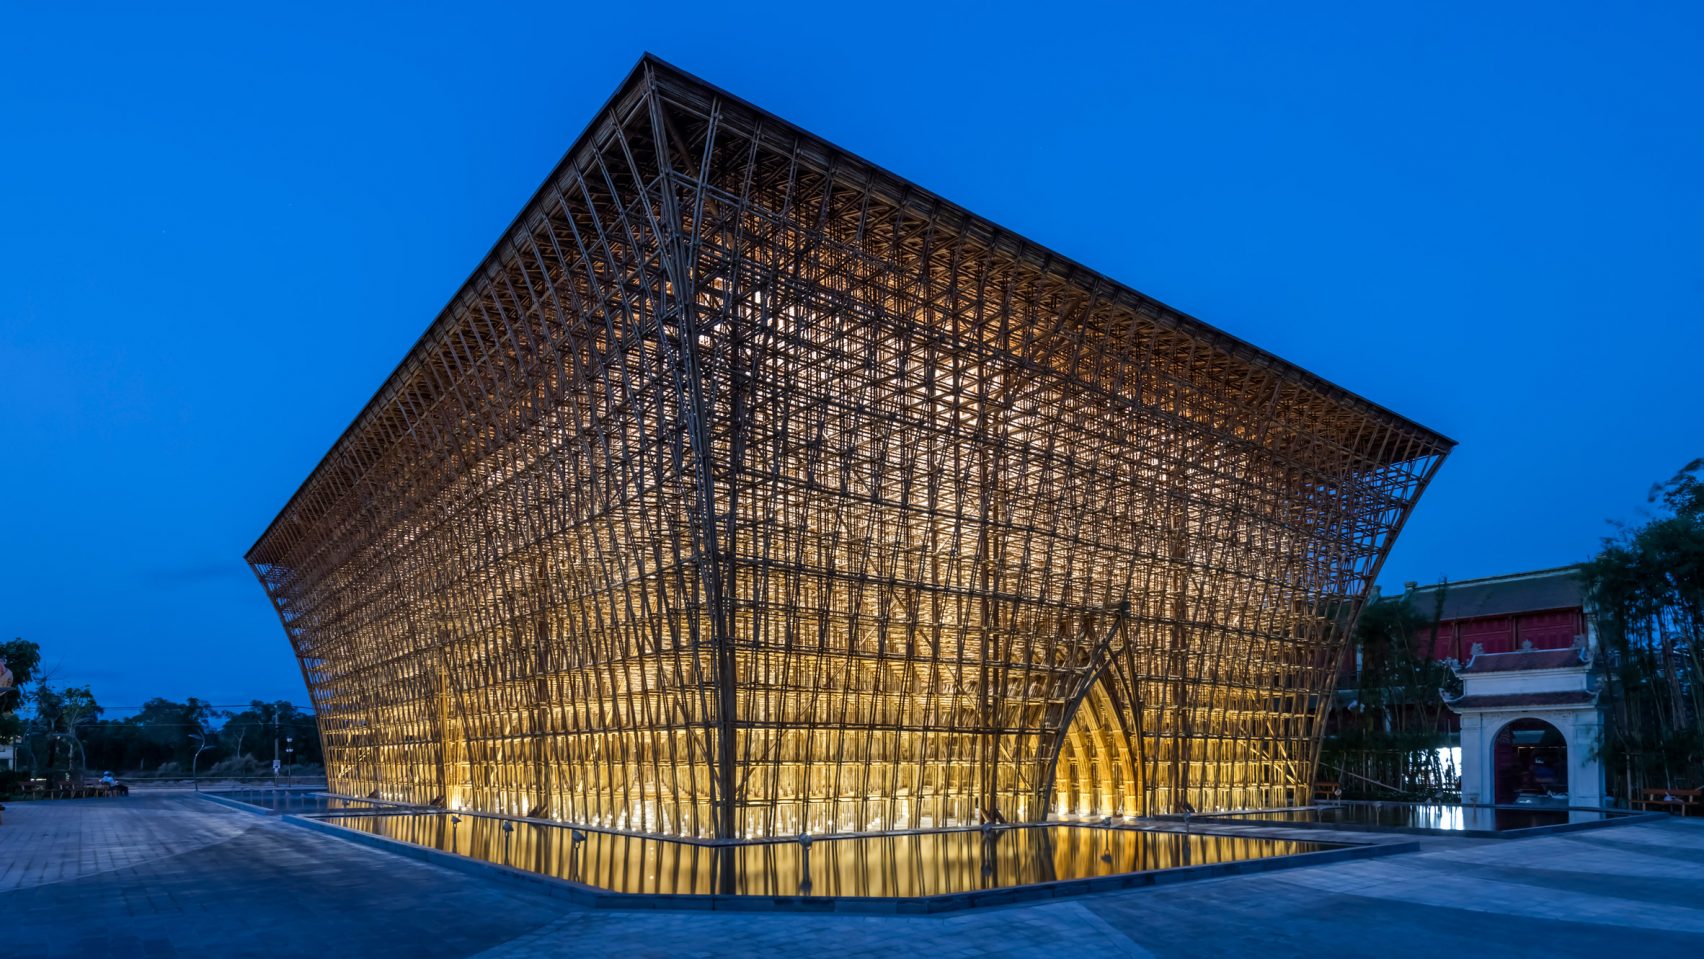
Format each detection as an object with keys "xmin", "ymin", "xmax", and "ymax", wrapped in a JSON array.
[
  {"xmin": 211, "ymin": 789, "xmax": 393, "ymax": 815},
  {"xmin": 1205, "ymin": 802, "xmax": 1626, "ymax": 833},
  {"xmin": 319, "ymin": 814, "xmax": 1332, "ymax": 898}
]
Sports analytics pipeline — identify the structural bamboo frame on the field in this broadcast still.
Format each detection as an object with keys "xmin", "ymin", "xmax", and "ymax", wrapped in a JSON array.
[{"xmin": 249, "ymin": 56, "xmax": 1452, "ymax": 843}]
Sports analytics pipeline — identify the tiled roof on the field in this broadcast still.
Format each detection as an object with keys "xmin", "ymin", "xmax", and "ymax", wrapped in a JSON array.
[
  {"xmin": 1447, "ymin": 691, "xmax": 1597, "ymax": 710},
  {"xmin": 1459, "ymin": 646, "xmax": 1590, "ymax": 673},
  {"xmin": 1403, "ymin": 566, "xmax": 1584, "ymax": 621}
]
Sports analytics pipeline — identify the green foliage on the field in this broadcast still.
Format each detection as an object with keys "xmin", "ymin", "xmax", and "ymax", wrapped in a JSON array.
[
  {"xmin": 1340, "ymin": 591, "xmax": 1459, "ymax": 738},
  {"xmin": 21, "ymin": 681, "xmax": 103, "ymax": 779},
  {"xmin": 1320, "ymin": 587, "xmax": 1460, "ymax": 799},
  {"xmin": 1, "ymin": 639, "xmax": 43, "ymax": 779},
  {"xmin": 218, "ymin": 700, "xmax": 323, "ymax": 767},
  {"xmin": 1583, "ymin": 458, "xmax": 1704, "ymax": 791},
  {"xmin": 84, "ymin": 697, "xmax": 222, "ymax": 772},
  {"xmin": 0, "ymin": 767, "xmax": 28, "ymax": 800},
  {"xmin": 0, "ymin": 637, "xmax": 41, "ymax": 713},
  {"xmin": 208, "ymin": 754, "xmax": 265, "ymax": 776},
  {"xmin": 78, "ymin": 698, "xmax": 322, "ymax": 775},
  {"xmin": 0, "ymin": 637, "xmax": 322, "ymax": 781}
]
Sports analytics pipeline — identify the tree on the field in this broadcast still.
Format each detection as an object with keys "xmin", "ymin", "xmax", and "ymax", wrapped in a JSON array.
[
  {"xmin": 0, "ymin": 639, "xmax": 323, "ymax": 783},
  {"xmin": 84, "ymin": 697, "xmax": 232, "ymax": 773},
  {"xmin": 28, "ymin": 682, "xmax": 102, "ymax": 780},
  {"xmin": 1583, "ymin": 458, "xmax": 1704, "ymax": 794},
  {"xmin": 60, "ymin": 697, "xmax": 320, "ymax": 777},
  {"xmin": 222, "ymin": 700, "xmax": 322, "ymax": 767},
  {"xmin": 1321, "ymin": 588, "xmax": 1460, "ymax": 799},
  {"xmin": 189, "ymin": 721, "xmax": 217, "ymax": 780},
  {"xmin": 0, "ymin": 638, "xmax": 42, "ymax": 743},
  {"xmin": 1341, "ymin": 591, "xmax": 1458, "ymax": 737},
  {"xmin": 0, "ymin": 638, "xmax": 42, "ymax": 793}
]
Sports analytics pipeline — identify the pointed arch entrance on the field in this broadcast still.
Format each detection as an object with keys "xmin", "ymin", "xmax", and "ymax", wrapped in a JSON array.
[{"xmin": 1046, "ymin": 674, "xmax": 1141, "ymax": 818}]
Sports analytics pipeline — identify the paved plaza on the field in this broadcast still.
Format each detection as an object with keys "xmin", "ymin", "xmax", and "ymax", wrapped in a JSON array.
[{"xmin": 2, "ymin": 794, "xmax": 1701, "ymax": 957}]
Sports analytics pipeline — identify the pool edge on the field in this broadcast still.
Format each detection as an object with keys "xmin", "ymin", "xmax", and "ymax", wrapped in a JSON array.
[{"xmin": 276, "ymin": 813, "xmax": 1417, "ymax": 914}]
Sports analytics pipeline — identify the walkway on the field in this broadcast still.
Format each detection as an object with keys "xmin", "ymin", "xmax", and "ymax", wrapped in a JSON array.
[{"xmin": 2, "ymin": 794, "xmax": 1701, "ymax": 957}]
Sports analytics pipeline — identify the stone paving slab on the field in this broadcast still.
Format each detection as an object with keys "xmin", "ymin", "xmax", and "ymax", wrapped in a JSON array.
[
  {"xmin": 2, "ymin": 795, "xmax": 1701, "ymax": 957},
  {"xmin": 0, "ymin": 794, "xmax": 250, "ymax": 892}
]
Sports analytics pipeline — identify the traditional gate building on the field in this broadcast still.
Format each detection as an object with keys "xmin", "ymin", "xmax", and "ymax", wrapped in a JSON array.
[
  {"xmin": 248, "ymin": 56, "xmax": 1452, "ymax": 840},
  {"xmin": 1449, "ymin": 641, "xmax": 1605, "ymax": 808}
]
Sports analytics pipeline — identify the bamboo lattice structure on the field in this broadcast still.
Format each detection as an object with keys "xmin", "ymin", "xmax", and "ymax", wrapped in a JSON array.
[{"xmin": 248, "ymin": 55, "xmax": 1452, "ymax": 843}]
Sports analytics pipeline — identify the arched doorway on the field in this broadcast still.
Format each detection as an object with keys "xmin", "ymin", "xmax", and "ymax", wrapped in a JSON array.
[
  {"xmin": 1048, "ymin": 675, "xmax": 1140, "ymax": 819},
  {"xmin": 1492, "ymin": 718, "xmax": 1567, "ymax": 805}
]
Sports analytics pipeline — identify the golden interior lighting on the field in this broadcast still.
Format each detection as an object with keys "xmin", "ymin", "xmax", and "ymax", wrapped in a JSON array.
[{"xmin": 247, "ymin": 56, "xmax": 1452, "ymax": 845}]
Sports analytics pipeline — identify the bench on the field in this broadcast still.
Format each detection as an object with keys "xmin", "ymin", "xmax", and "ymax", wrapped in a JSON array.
[
  {"xmin": 1632, "ymin": 787, "xmax": 1703, "ymax": 815},
  {"xmin": 1312, "ymin": 781, "xmax": 1342, "ymax": 801},
  {"xmin": 37, "ymin": 783, "xmax": 114, "ymax": 800}
]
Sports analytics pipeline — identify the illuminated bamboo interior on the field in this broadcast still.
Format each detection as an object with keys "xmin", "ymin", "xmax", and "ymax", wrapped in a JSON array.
[{"xmin": 248, "ymin": 56, "xmax": 1451, "ymax": 841}]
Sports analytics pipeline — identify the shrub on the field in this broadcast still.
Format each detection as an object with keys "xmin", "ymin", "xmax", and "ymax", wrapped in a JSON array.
[
  {"xmin": 0, "ymin": 768, "xmax": 31, "ymax": 800},
  {"xmin": 208, "ymin": 755, "xmax": 262, "ymax": 776}
]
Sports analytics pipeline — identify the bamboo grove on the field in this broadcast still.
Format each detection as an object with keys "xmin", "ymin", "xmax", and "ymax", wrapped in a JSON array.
[
  {"xmin": 1318, "ymin": 595, "xmax": 1462, "ymax": 800},
  {"xmin": 248, "ymin": 57, "xmax": 1452, "ymax": 841},
  {"xmin": 1584, "ymin": 459, "xmax": 1704, "ymax": 794}
]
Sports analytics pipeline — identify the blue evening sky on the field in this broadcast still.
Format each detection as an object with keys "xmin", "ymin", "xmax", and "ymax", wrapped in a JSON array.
[{"xmin": 3, "ymin": 2, "xmax": 1699, "ymax": 708}]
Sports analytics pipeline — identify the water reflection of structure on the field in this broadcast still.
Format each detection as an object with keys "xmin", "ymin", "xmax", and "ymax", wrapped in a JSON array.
[{"xmin": 325, "ymin": 813, "xmax": 1320, "ymax": 898}]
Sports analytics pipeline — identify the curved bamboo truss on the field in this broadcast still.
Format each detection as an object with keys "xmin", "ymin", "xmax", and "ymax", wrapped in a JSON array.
[{"xmin": 248, "ymin": 56, "xmax": 1452, "ymax": 841}]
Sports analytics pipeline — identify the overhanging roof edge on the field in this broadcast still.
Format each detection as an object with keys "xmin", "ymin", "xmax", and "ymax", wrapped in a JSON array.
[
  {"xmin": 247, "ymin": 52, "xmax": 1456, "ymax": 564},
  {"xmin": 245, "ymin": 56, "xmax": 658, "ymax": 564},
  {"xmin": 638, "ymin": 53, "xmax": 1454, "ymax": 451}
]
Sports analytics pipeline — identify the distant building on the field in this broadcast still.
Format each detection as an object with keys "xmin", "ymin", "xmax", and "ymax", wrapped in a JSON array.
[
  {"xmin": 0, "ymin": 741, "xmax": 15, "ymax": 772},
  {"xmin": 1404, "ymin": 566, "xmax": 1593, "ymax": 662},
  {"xmin": 1339, "ymin": 566, "xmax": 1609, "ymax": 807}
]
